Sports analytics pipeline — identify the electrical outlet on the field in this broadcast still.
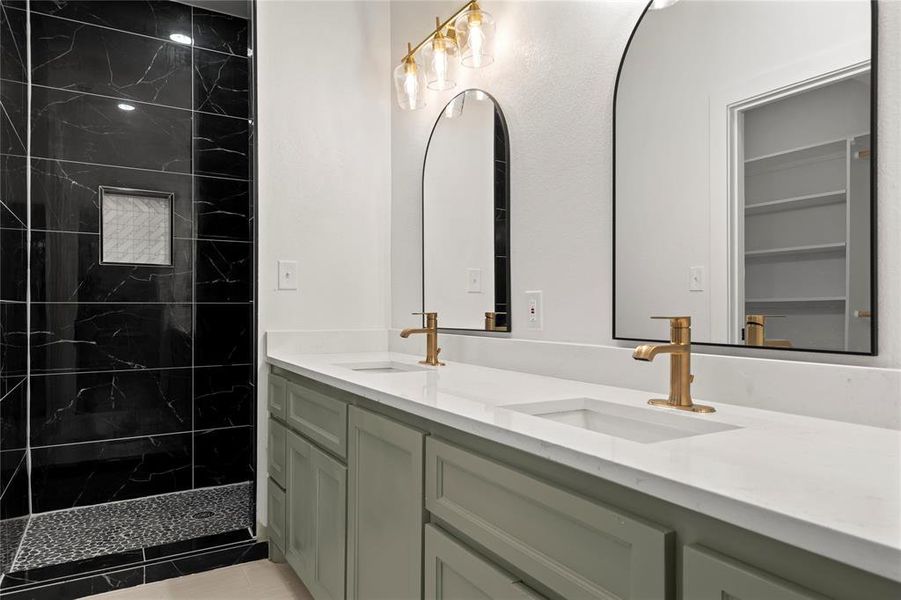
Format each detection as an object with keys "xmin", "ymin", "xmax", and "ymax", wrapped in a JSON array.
[
  {"xmin": 466, "ymin": 268, "xmax": 482, "ymax": 293},
  {"xmin": 278, "ymin": 260, "xmax": 298, "ymax": 290},
  {"xmin": 689, "ymin": 266, "xmax": 705, "ymax": 292},
  {"xmin": 525, "ymin": 290, "xmax": 542, "ymax": 330}
]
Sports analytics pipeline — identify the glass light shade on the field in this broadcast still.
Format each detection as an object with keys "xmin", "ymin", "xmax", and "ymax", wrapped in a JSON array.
[
  {"xmin": 454, "ymin": 6, "xmax": 495, "ymax": 68},
  {"xmin": 422, "ymin": 32, "xmax": 458, "ymax": 91},
  {"xmin": 393, "ymin": 56, "xmax": 427, "ymax": 110}
]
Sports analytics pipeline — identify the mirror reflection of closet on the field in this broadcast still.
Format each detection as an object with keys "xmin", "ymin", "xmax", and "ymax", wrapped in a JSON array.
[
  {"xmin": 612, "ymin": 0, "xmax": 875, "ymax": 355},
  {"xmin": 740, "ymin": 74, "xmax": 871, "ymax": 352}
]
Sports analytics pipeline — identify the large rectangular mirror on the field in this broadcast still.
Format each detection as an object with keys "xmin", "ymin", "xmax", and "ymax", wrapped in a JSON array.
[
  {"xmin": 614, "ymin": 0, "xmax": 875, "ymax": 354},
  {"xmin": 423, "ymin": 89, "xmax": 511, "ymax": 333}
]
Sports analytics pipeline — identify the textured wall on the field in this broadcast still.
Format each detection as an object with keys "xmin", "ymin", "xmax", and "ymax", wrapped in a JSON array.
[
  {"xmin": 255, "ymin": 0, "xmax": 392, "ymax": 525},
  {"xmin": 390, "ymin": 0, "xmax": 901, "ymax": 369}
]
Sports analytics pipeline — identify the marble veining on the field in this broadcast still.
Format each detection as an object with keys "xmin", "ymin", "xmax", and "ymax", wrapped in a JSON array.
[
  {"xmin": 194, "ymin": 49, "xmax": 249, "ymax": 118},
  {"xmin": 30, "ymin": 12, "xmax": 192, "ymax": 108},
  {"xmin": 12, "ymin": 482, "xmax": 253, "ymax": 571}
]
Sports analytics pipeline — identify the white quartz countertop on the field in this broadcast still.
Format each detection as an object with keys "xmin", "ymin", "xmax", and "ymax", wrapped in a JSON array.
[{"xmin": 267, "ymin": 350, "xmax": 901, "ymax": 582}]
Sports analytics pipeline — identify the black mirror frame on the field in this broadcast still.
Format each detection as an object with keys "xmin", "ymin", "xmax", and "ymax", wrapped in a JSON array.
[
  {"xmin": 611, "ymin": 0, "xmax": 878, "ymax": 356},
  {"xmin": 420, "ymin": 89, "xmax": 512, "ymax": 334}
]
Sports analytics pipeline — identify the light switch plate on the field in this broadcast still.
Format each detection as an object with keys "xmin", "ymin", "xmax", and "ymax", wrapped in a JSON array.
[
  {"xmin": 525, "ymin": 290, "xmax": 542, "ymax": 330},
  {"xmin": 278, "ymin": 260, "xmax": 298, "ymax": 290},
  {"xmin": 689, "ymin": 266, "xmax": 705, "ymax": 292},
  {"xmin": 467, "ymin": 268, "xmax": 482, "ymax": 293}
]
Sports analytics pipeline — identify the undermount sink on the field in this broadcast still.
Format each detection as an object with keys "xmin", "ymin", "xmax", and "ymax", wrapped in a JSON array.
[
  {"xmin": 339, "ymin": 361, "xmax": 427, "ymax": 374},
  {"xmin": 504, "ymin": 397, "xmax": 740, "ymax": 443}
]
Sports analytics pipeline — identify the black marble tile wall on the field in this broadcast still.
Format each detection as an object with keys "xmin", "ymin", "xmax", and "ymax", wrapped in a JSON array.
[
  {"xmin": 30, "ymin": 433, "xmax": 193, "ymax": 512},
  {"xmin": 30, "ymin": 158, "xmax": 193, "ymax": 235},
  {"xmin": 193, "ymin": 426, "xmax": 254, "ymax": 487},
  {"xmin": 30, "ymin": 86, "xmax": 192, "ymax": 172},
  {"xmin": 30, "ymin": 12, "xmax": 192, "ymax": 108},
  {"xmin": 2, "ymin": 0, "xmax": 256, "ymax": 525},
  {"xmin": 30, "ymin": 369, "xmax": 192, "ymax": 446},
  {"xmin": 1, "ymin": 2, "xmax": 31, "ymax": 567}
]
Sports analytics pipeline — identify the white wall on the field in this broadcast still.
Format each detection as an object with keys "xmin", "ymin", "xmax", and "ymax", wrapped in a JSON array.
[
  {"xmin": 424, "ymin": 93, "xmax": 496, "ymax": 329},
  {"xmin": 390, "ymin": 0, "xmax": 901, "ymax": 369},
  {"xmin": 256, "ymin": 0, "xmax": 392, "ymax": 524}
]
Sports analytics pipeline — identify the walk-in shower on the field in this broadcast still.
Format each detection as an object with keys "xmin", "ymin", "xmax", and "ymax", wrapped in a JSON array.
[{"xmin": 0, "ymin": 1, "xmax": 260, "ymax": 596}]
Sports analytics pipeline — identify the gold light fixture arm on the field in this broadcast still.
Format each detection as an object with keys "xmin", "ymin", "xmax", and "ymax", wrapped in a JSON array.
[{"xmin": 401, "ymin": 0, "xmax": 479, "ymax": 62}]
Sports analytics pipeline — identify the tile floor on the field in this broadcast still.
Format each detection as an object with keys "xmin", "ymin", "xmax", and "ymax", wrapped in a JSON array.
[
  {"xmin": 90, "ymin": 560, "xmax": 313, "ymax": 600},
  {"xmin": 13, "ymin": 483, "xmax": 253, "ymax": 571}
]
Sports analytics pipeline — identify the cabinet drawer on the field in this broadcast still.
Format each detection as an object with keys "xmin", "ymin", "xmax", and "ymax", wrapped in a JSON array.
[
  {"xmin": 268, "ymin": 374, "xmax": 287, "ymax": 420},
  {"xmin": 683, "ymin": 545, "xmax": 827, "ymax": 600},
  {"xmin": 268, "ymin": 480, "xmax": 286, "ymax": 553},
  {"xmin": 269, "ymin": 418, "xmax": 287, "ymax": 488},
  {"xmin": 425, "ymin": 525, "xmax": 545, "ymax": 600},
  {"xmin": 426, "ymin": 438, "xmax": 673, "ymax": 600},
  {"xmin": 286, "ymin": 380, "xmax": 348, "ymax": 459}
]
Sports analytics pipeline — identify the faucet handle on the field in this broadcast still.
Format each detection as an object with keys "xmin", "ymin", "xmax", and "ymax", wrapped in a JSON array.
[{"xmin": 650, "ymin": 316, "xmax": 691, "ymax": 327}]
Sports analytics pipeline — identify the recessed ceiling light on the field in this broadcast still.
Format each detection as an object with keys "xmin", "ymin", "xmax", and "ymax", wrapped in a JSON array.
[
  {"xmin": 117, "ymin": 103, "xmax": 136, "ymax": 111},
  {"xmin": 169, "ymin": 33, "xmax": 193, "ymax": 45}
]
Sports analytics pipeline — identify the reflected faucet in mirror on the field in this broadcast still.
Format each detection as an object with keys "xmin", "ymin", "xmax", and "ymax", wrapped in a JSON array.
[
  {"xmin": 400, "ymin": 312, "xmax": 445, "ymax": 366},
  {"xmin": 632, "ymin": 316, "xmax": 715, "ymax": 414},
  {"xmin": 484, "ymin": 311, "xmax": 508, "ymax": 332},
  {"xmin": 745, "ymin": 315, "xmax": 792, "ymax": 348}
]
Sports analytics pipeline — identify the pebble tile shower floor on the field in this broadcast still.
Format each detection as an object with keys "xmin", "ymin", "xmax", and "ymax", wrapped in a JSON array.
[{"xmin": 11, "ymin": 483, "xmax": 253, "ymax": 572}]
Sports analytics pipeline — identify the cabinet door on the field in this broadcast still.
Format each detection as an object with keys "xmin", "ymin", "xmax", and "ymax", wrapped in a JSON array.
[
  {"xmin": 311, "ymin": 447, "xmax": 347, "ymax": 600},
  {"xmin": 285, "ymin": 431, "xmax": 316, "ymax": 582},
  {"xmin": 683, "ymin": 545, "xmax": 827, "ymax": 600},
  {"xmin": 285, "ymin": 430, "xmax": 347, "ymax": 600},
  {"xmin": 269, "ymin": 418, "xmax": 287, "ymax": 488},
  {"xmin": 347, "ymin": 406, "xmax": 424, "ymax": 600},
  {"xmin": 268, "ymin": 480, "xmax": 287, "ymax": 553},
  {"xmin": 424, "ymin": 525, "xmax": 544, "ymax": 600},
  {"xmin": 269, "ymin": 373, "xmax": 287, "ymax": 420}
]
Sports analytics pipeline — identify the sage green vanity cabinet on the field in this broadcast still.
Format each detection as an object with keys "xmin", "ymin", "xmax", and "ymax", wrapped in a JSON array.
[
  {"xmin": 683, "ymin": 545, "xmax": 827, "ymax": 600},
  {"xmin": 425, "ymin": 437, "xmax": 672, "ymax": 600},
  {"xmin": 269, "ymin": 373, "xmax": 288, "ymax": 420},
  {"xmin": 268, "ymin": 482, "xmax": 287, "ymax": 553},
  {"xmin": 267, "ymin": 367, "xmax": 900, "ymax": 600},
  {"xmin": 285, "ymin": 429, "xmax": 347, "ymax": 600},
  {"xmin": 286, "ymin": 379, "xmax": 348, "ymax": 459},
  {"xmin": 269, "ymin": 418, "xmax": 287, "ymax": 488},
  {"xmin": 347, "ymin": 406, "xmax": 425, "ymax": 600},
  {"xmin": 424, "ymin": 525, "xmax": 545, "ymax": 600}
]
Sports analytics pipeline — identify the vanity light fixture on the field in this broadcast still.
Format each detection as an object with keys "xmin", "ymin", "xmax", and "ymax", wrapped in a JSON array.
[
  {"xmin": 455, "ymin": 1, "xmax": 495, "ymax": 68},
  {"xmin": 394, "ymin": 43, "xmax": 427, "ymax": 111},
  {"xmin": 422, "ymin": 18, "xmax": 458, "ymax": 91},
  {"xmin": 394, "ymin": 1, "xmax": 496, "ymax": 110},
  {"xmin": 169, "ymin": 32, "xmax": 193, "ymax": 44}
]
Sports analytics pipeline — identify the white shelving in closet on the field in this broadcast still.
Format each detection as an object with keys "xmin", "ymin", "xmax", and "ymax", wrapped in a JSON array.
[{"xmin": 741, "ymin": 77, "xmax": 871, "ymax": 351}]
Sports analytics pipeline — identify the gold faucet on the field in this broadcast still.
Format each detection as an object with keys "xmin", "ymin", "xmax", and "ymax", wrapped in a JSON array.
[
  {"xmin": 632, "ymin": 316, "xmax": 714, "ymax": 413},
  {"xmin": 745, "ymin": 314, "xmax": 792, "ymax": 348},
  {"xmin": 484, "ymin": 311, "xmax": 508, "ymax": 332},
  {"xmin": 400, "ymin": 312, "xmax": 445, "ymax": 366}
]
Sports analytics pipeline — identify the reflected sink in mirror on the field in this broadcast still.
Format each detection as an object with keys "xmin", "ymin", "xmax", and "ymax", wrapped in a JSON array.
[
  {"xmin": 338, "ymin": 361, "xmax": 428, "ymax": 374},
  {"xmin": 504, "ymin": 398, "xmax": 740, "ymax": 443}
]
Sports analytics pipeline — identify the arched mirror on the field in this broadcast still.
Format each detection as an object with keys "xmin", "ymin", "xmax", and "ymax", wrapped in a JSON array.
[
  {"xmin": 614, "ymin": 0, "xmax": 875, "ymax": 355},
  {"xmin": 422, "ymin": 89, "xmax": 511, "ymax": 333}
]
